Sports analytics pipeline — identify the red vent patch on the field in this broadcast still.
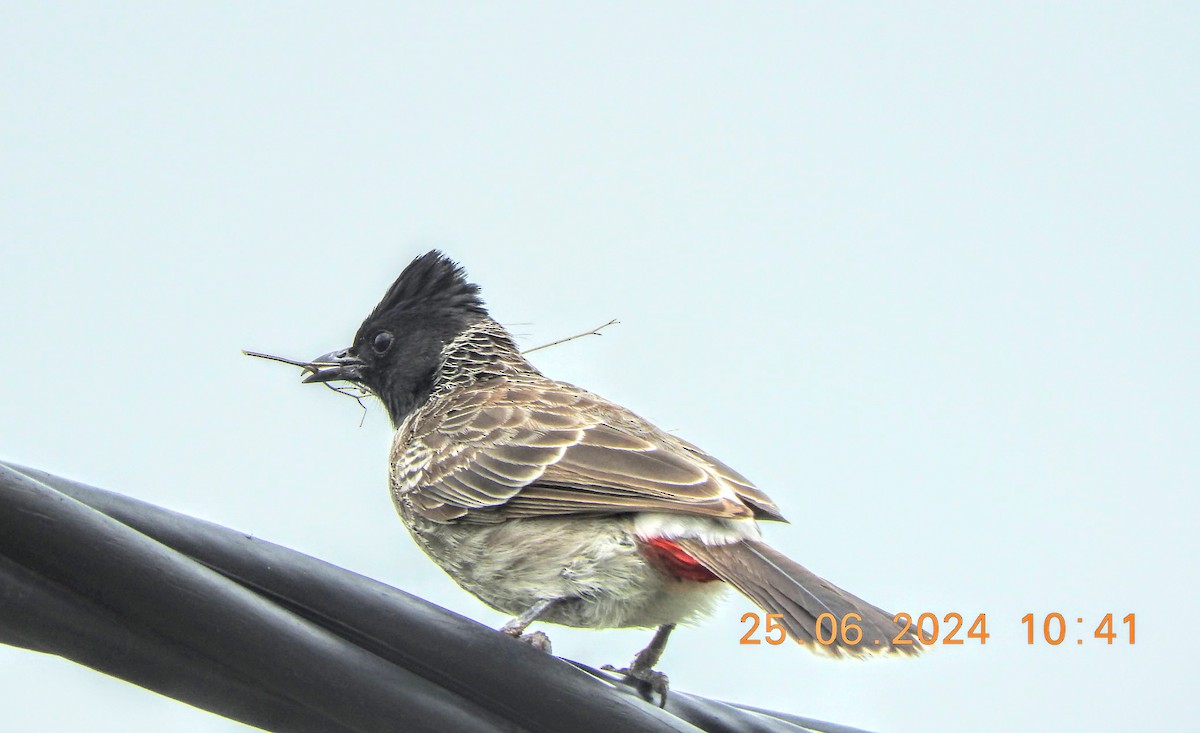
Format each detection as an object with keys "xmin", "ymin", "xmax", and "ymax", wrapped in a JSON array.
[{"xmin": 638, "ymin": 537, "xmax": 720, "ymax": 583}]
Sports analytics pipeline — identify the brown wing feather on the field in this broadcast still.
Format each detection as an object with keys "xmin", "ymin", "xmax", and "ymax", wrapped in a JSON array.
[
  {"xmin": 391, "ymin": 378, "xmax": 785, "ymax": 524},
  {"xmin": 677, "ymin": 539, "xmax": 922, "ymax": 657}
]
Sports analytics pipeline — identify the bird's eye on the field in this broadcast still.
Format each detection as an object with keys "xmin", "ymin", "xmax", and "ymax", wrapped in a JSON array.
[{"xmin": 372, "ymin": 331, "xmax": 394, "ymax": 355}]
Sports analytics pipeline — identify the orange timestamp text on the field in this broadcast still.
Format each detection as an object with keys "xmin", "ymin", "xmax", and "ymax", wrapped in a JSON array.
[{"xmin": 739, "ymin": 612, "xmax": 1136, "ymax": 647}]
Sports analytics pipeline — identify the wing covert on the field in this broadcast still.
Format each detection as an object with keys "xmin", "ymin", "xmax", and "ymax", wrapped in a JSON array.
[{"xmin": 391, "ymin": 380, "xmax": 782, "ymax": 524}]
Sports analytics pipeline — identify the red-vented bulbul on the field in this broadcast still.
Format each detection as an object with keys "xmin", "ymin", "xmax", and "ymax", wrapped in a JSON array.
[{"xmin": 297, "ymin": 251, "xmax": 920, "ymax": 699}]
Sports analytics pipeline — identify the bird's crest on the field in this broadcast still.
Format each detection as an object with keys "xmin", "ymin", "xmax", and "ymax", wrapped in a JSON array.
[{"xmin": 366, "ymin": 250, "xmax": 487, "ymax": 322}]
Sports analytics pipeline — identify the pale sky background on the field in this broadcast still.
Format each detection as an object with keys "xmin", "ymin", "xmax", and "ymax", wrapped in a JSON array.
[{"xmin": 2, "ymin": 3, "xmax": 1197, "ymax": 732}]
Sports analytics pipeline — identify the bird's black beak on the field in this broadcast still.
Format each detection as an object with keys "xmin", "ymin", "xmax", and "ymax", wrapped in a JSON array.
[{"xmin": 302, "ymin": 348, "xmax": 366, "ymax": 384}]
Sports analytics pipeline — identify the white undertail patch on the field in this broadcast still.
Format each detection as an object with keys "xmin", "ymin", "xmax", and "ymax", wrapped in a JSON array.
[{"xmin": 631, "ymin": 513, "xmax": 761, "ymax": 545}]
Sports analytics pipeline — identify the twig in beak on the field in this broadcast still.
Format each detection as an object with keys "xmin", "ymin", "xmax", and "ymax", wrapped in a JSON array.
[
  {"xmin": 242, "ymin": 350, "xmax": 320, "ymax": 373},
  {"xmin": 244, "ymin": 316, "xmax": 619, "ymax": 425},
  {"xmin": 243, "ymin": 349, "xmax": 370, "ymax": 424}
]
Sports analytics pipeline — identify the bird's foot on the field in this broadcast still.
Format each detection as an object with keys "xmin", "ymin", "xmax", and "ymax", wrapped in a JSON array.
[
  {"xmin": 515, "ymin": 630, "xmax": 553, "ymax": 653},
  {"xmin": 600, "ymin": 663, "xmax": 670, "ymax": 707},
  {"xmin": 500, "ymin": 620, "xmax": 554, "ymax": 654}
]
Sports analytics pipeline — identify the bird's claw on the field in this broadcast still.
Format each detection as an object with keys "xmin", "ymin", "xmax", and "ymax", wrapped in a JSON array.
[
  {"xmin": 601, "ymin": 664, "xmax": 670, "ymax": 707},
  {"xmin": 520, "ymin": 630, "xmax": 553, "ymax": 653},
  {"xmin": 503, "ymin": 628, "xmax": 553, "ymax": 653}
]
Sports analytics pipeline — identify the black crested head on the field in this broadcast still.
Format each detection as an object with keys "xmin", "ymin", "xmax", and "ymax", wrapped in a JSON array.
[{"xmin": 305, "ymin": 250, "xmax": 491, "ymax": 425}]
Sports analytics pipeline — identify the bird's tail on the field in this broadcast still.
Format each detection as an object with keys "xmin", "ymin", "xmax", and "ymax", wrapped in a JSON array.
[{"xmin": 676, "ymin": 539, "xmax": 922, "ymax": 657}]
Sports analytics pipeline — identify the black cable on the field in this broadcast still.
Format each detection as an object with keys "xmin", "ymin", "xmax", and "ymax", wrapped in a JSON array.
[{"xmin": 0, "ymin": 462, "xmax": 869, "ymax": 733}]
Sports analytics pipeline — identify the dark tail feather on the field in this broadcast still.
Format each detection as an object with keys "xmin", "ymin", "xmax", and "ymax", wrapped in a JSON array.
[{"xmin": 677, "ymin": 539, "xmax": 922, "ymax": 657}]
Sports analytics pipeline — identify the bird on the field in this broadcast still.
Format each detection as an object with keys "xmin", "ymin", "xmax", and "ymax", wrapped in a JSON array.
[{"xmin": 296, "ymin": 250, "xmax": 921, "ymax": 700}]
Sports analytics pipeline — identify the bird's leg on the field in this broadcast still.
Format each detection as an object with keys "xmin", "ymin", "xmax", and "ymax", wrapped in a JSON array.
[
  {"xmin": 500, "ymin": 598, "xmax": 559, "ymax": 653},
  {"xmin": 602, "ymin": 623, "xmax": 675, "ymax": 707},
  {"xmin": 630, "ymin": 623, "xmax": 675, "ymax": 674},
  {"xmin": 501, "ymin": 598, "xmax": 557, "ymax": 636}
]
